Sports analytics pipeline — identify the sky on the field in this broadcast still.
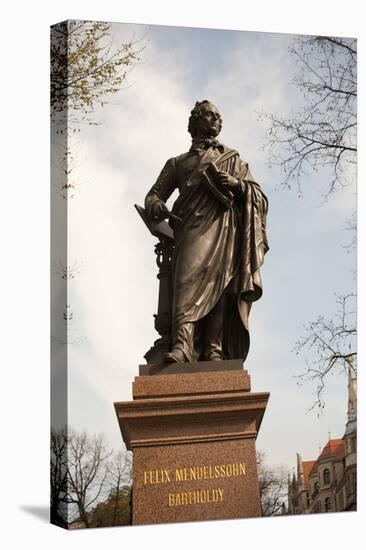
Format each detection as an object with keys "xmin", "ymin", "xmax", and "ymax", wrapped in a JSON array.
[{"xmin": 51, "ymin": 22, "xmax": 356, "ymax": 472}]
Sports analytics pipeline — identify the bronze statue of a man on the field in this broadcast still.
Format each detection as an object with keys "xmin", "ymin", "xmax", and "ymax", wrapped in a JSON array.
[{"xmin": 145, "ymin": 100, "xmax": 269, "ymax": 363}]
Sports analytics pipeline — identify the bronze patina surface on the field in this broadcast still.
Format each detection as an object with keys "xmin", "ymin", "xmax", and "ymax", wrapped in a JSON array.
[{"xmin": 144, "ymin": 100, "xmax": 269, "ymax": 364}]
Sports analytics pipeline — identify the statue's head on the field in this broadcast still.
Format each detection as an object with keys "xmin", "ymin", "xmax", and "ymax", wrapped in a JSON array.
[{"xmin": 188, "ymin": 100, "xmax": 222, "ymax": 138}]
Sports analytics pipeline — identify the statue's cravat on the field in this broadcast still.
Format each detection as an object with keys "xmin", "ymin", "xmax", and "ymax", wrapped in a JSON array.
[{"xmin": 190, "ymin": 137, "xmax": 225, "ymax": 153}]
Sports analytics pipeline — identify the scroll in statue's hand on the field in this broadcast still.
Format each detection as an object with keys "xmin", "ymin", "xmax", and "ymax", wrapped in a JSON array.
[{"xmin": 218, "ymin": 171, "xmax": 240, "ymax": 190}]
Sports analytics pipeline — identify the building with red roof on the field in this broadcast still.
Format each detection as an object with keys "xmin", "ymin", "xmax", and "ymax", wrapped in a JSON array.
[{"xmin": 287, "ymin": 363, "xmax": 357, "ymax": 515}]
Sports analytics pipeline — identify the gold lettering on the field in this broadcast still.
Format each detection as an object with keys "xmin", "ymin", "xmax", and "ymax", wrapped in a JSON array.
[
  {"xmin": 167, "ymin": 488, "xmax": 224, "ymax": 507},
  {"xmin": 175, "ymin": 468, "xmax": 184, "ymax": 482},
  {"xmin": 170, "ymin": 463, "xmax": 248, "ymax": 482},
  {"xmin": 147, "ymin": 462, "xmax": 246, "ymax": 487},
  {"xmin": 143, "ymin": 469, "xmax": 173, "ymax": 484}
]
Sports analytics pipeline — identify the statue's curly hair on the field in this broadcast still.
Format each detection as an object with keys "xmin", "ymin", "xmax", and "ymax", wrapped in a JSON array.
[{"xmin": 188, "ymin": 100, "xmax": 222, "ymax": 137}]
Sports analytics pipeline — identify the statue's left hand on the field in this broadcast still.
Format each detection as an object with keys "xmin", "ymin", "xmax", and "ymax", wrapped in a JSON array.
[{"xmin": 218, "ymin": 171, "xmax": 239, "ymax": 189}]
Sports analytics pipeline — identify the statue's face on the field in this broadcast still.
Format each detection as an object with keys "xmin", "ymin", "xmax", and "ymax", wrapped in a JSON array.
[{"xmin": 196, "ymin": 102, "xmax": 222, "ymax": 138}]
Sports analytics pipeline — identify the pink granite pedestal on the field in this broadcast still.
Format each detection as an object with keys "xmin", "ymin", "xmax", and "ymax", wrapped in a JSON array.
[{"xmin": 114, "ymin": 360, "xmax": 269, "ymax": 525}]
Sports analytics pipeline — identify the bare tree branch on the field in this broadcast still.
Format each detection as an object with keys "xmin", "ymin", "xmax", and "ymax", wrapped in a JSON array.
[
  {"xmin": 259, "ymin": 35, "xmax": 356, "ymax": 199},
  {"xmin": 106, "ymin": 451, "xmax": 132, "ymax": 526},
  {"xmin": 257, "ymin": 451, "xmax": 289, "ymax": 516},
  {"xmin": 65, "ymin": 430, "xmax": 112, "ymax": 527},
  {"xmin": 50, "ymin": 427, "xmax": 69, "ymax": 526},
  {"xmin": 51, "ymin": 428, "xmax": 133, "ymax": 528},
  {"xmin": 294, "ymin": 294, "xmax": 356, "ymax": 411}
]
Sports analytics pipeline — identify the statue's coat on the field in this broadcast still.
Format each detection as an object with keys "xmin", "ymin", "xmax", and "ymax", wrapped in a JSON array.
[{"xmin": 145, "ymin": 144, "xmax": 269, "ymax": 361}]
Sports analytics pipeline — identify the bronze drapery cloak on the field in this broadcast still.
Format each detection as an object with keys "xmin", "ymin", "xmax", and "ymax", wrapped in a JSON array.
[{"xmin": 145, "ymin": 144, "xmax": 269, "ymax": 362}]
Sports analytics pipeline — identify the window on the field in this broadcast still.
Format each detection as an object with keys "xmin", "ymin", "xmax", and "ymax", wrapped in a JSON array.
[
  {"xmin": 325, "ymin": 497, "xmax": 332, "ymax": 512},
  {"xmin": 323, "ymin": 468, "xmax": 331, "ymax": 485}
]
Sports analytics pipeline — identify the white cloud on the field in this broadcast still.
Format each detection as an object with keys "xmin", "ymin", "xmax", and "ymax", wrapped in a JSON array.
[
  {"xmin": 60, "ymin": 24, "xmax": 355, "ymax": 466},
  {"xmin": 66, "ymin": 35, "xmax": 194, "ymax": 443}
]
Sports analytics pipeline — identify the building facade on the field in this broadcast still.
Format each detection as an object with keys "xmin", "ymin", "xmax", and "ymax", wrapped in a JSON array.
[{"xmin": 288, "ymin": 365, "xmax": 357, "ymax": 514}]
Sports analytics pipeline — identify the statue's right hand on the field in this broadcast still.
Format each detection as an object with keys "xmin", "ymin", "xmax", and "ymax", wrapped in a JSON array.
[{"xmin": 149, "ymin": 201, "xmax": 170, "ymax": 223}]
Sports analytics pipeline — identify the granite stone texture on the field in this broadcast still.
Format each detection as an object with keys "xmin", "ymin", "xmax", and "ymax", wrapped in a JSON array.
[
  {"xmin": 114, "ymin": 362, "xmax": 269, "ymax": 526},
  {"xmin": 133, "ymin": 439, "xmax": 260, "ymax": 524},
  {"xmin": 133, "ymin": 370, "xmax": 251, "ymax": 398},
  {"xmin": 139, "ymin": 358, "xmax": 244, "ymax": 376}
]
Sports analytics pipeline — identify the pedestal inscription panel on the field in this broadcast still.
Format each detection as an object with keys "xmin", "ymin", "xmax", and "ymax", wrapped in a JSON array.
[{"xmin": 133, "ymin": 439, "xmax": 260, "ymax": 524}]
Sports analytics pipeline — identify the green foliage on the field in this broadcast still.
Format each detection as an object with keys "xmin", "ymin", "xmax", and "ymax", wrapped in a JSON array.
[
  {"xmin": 51, "ymin": 20, "xmax": 141, "ymax": 123},
  {"xmin": 90, "ymin": 487, "xmax": 132, "ymax": 527},
  {"xmin": 50, "ymin": 428, "xmax": 132, "ymax": 528}
]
